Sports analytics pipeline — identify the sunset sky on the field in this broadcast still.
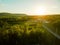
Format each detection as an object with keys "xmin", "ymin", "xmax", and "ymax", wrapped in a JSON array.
[{"xmin": 0, "ymin": 0, "xmax": 60, "ymax": 15}]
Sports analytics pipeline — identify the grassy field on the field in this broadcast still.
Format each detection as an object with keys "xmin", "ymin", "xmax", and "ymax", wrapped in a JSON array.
[{"xmin": 0, "ymin": 13, "xmax": 60, "ymax": 45}]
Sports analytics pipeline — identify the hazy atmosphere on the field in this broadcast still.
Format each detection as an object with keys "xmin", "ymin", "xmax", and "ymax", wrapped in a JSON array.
[
  {"xmin": 0, "ymin": 0, "xmax": 60, "ymax": 45},
  {"xmin": 0, "ymin": 0, "xmax": 60, "ymax": 15}
]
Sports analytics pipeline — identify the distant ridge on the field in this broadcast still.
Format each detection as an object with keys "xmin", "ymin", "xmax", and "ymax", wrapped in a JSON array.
[
  {"xmin": 0, "ymin": 12, "xmax": 60, "ymax": 16},
  {"xmin": 0, "ymin": 12, "xmax": 27, "ymax": 16}
]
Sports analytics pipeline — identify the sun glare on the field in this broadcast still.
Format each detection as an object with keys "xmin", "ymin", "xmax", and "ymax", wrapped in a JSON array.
[
  {"xmin": 27, "ymin": 6, "xmax": 47, "ymax": 15},
  {"xmin": 34, "ymin": 6, "xmax": 47, "ymax": 15},
  {"xmin": 26, "ymin": 6, "xmax": 47, "ymax": 15}
]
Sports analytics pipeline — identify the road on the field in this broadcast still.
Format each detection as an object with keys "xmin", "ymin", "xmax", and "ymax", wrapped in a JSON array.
[
  {"xmin": 40, "ymin": 19, "xmax": 60, "ymax": 39},
  {"xmin": 42, "ymin": 24, "xmax": 60, "ymax": 39},
  {"xmin": 27, "ymin": 19, "xmax": 60, "ymax": 39}
]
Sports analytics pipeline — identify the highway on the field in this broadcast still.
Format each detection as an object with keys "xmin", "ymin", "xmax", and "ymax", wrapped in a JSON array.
[
  {"xmin": 42, "ymin": 24, "xmax": 60, "ymax": 39},
  {"xmin": 28, "ymin": 19, "xmax": 60, "ymax": 39},
  {"xmin": 40, "ymin": 19, "xmax": 60, "ymax": 39}
]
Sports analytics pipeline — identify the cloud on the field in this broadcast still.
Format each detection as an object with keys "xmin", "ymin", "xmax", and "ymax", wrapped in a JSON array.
[{"xmin": 0, "ymin": 3, "xmax": 5, "ymax": 7}]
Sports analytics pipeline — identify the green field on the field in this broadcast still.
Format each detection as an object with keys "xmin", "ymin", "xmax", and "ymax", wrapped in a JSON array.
[{"xmin": 0, "ymin": 13, "xmax": 60, "ymax": 45}]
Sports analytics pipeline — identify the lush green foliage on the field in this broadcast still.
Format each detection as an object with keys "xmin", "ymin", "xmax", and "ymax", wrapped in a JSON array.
[{"xmin": 0, "ymin": 13, "xmax": 60, "ymax": 45}]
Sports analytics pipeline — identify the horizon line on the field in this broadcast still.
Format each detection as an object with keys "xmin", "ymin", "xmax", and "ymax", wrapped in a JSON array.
[{"xmin": 0, "ymin": 12, "xmax": 60, "ymax": 15}]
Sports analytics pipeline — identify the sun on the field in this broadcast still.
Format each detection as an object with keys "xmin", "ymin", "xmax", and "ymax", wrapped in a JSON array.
[
  {"xmin": 27, "ymin": 6, "xmax": 47, "ymax": 15},
  {"xmin": 33, "ymin": 6, "xmax": 47, "ymax": 15}
]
